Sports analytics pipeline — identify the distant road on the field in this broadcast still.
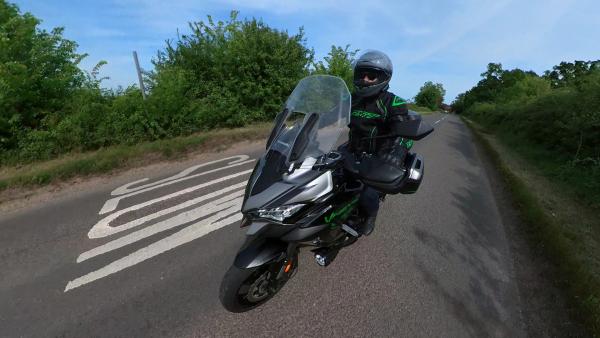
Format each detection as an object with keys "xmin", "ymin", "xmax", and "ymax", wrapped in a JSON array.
[{"xmin": 0, "ymin": 113, "xmax": 525, "ymax": 337}]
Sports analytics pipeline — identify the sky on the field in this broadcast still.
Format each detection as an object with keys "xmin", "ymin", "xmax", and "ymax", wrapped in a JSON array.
[{"xmin": 12, "ymin": 0, "xmax": 600, "ymax": 101}]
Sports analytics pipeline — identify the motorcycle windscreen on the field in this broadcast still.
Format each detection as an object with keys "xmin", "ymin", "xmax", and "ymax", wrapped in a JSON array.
[
  {"xmin": 243, "ymin": 75, "xmax": 351, "ymax": 210},
  {"xmin": 274, "ymin": 75, "xmax": 351, "ymax": 163}
]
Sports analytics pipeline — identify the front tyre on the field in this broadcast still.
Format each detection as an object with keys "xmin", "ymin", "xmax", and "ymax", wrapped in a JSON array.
[{"xmin": 219, "ymin": 261, "xmax": 292, "ymax": 313}]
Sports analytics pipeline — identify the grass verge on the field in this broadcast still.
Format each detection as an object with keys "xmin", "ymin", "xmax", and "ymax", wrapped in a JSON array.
[
  {"xmin": 463, "ymin": 117, "xmax": 600, "ymax": 336},
  {"xmin": 0, "ymin": 123, "xmax": 271, "ymax": 193},
  {"xmin": 407, "ymin": 103, "xmax": 436, "ymax": 114}
]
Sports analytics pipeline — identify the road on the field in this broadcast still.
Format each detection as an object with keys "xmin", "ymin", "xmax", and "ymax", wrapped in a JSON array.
[{"xmin": 0, "ymin": 113, "xmax": 525, "ymax": 337}]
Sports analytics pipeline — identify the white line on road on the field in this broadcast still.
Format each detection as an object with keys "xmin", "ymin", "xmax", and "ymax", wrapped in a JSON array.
[
  {"xmin": 433, "ymin": 116, "xmax": 448, "ymax": 125},
  {"xmin": 88, "ymin": 170, "xmax": 253, "ymax": 239},
  {"xmin": 78, "ymin": 192, "xmax": 245, "ymax": 262},
  {"xmin": 99, "ymin": 157, "xmax": 254, "ymax": 214},
  {"xmin": 65, "ymin": 206, "xmax": 243, "ymax": 292},
  {"xmin": 68, "ymin": 156, "xmax": 254, "ymax": 292},
  {"xmin": 110, "ymin": 155, "xmax": 249, "ymax": 196}
]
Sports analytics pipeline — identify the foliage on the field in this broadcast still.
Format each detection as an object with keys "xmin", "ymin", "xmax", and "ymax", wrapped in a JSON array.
[
  {"xmin": 1, "ymin": 2, "xmax": 426, "ymax": 167},
  {"xmin": 407, "ymin": 103, "xmax": 435, "ymax": 114},
  {"xmin": 414, "ymin": 81, "xmax": 445, "ymax": 110},
  {"xmin": 0, "ymin": 122, "xmax": 272, "ymax": 191},
  {"xmin": 544, "ymin": 60, "xmax": 600, "ymax": 88},
  {"xmin": 454, "ymin": 61, "xmax": 600, "ymax": 166},
  {"xmin": 465, "ymin": 118, "xmax": 600, "ymax": 335},
  {"xmin": 149, "ymin": 11, "xmax": 313, "ymax": 130},
  {"xmin": 0, "ymin": 4, "xmax": 314, "ymax": 164},
  {"xmin": 455, "ymin": 61, "xmax": 600, "ymax": 207},
  {"xmin": 0, "ymin": 0, "xmax": 86, "ymax": 151},
  {"xmin": 311, "ymin": 44, "xmax": 359, "ymax": 90}
]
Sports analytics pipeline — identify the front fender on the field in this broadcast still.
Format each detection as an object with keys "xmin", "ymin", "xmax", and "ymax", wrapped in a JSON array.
[{"xmin": 233, "ymin": 238, "xmax": 288, "ymax": 269}]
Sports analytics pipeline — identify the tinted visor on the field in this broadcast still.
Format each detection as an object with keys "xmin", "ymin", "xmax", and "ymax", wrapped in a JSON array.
[{"xmin": 353, "ymin": 67, "xmax": 389, "ymax": 87}]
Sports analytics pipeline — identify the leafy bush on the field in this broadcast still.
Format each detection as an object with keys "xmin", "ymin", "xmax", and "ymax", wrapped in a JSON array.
[
  {"xmin": 414, "ymin": 81, "xmax": 445, "ymax": 110},
  {"xmin": 0, "ymin": 4, "xmax": 316, "ymax": 164},
  {"xmin": 312, "ymin": 45, "xmax": 358, "ymax": 90},
  {"xmin": 0, "ymin": 0, "xmax": 85, "ymax": 151},
  {"xmin": 0, "ymin": 2, "xmax": 403, "ymax": 166},
  {"xmin": 456, "ymin": 61, "xmax": 600, "ymax": 206},
  {"xmin": 149, "ymin": 11, "xmax": 313, "ymax": 131}
]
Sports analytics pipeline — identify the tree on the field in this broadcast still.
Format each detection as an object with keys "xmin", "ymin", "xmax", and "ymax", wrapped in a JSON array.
[
  {"xmin": 451, "ymin": 93, "xmax": 466, "ymax": 113},
  {"xmin": 543, "ymin": 60, "xmax": 600, "ymax": 88},
  {"xmin": 470, "ymin": 62, "xmax": 504, "ymax": 104},
  {"xmin": 414, "ymin": 81, "xmax": 446, "ymax": 110},
  {"xmin": 454, "ymin": 61, "xmax": 600, "ymax": 165},
  {"xmin": 0, "ymin": 0, "xmax": 86, "ymax": 150},
  {"xmin": 312, "ymin": 44, "xmax": 359, "ymax": 90},
  {"xmin": 150, "ymin": 11, "xmax": 314, "ymax": 129}
]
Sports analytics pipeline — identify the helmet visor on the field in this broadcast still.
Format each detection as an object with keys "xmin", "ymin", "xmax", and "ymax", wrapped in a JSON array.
[{"xmin": 353, "ymin": 67, "xmax": 389, "ymax": 87}]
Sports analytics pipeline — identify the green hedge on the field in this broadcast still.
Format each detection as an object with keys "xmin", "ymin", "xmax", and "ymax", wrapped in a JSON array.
[
  {"xmin": 454, "ymin": 62, "xmax": 600, "ymax": 207},
  {"xmin": 1, "ymin": 2, "xmax": 366, "ymax": 166}
]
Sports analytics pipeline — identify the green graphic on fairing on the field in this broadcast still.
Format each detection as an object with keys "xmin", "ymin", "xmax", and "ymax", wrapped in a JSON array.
[
  {"xmin": 391, "ymin": 96, "xmax": 406, "ymax": 107},
  {"xmin": 324, "ymin": 196, "xmax": 359, "ymax": 225}
]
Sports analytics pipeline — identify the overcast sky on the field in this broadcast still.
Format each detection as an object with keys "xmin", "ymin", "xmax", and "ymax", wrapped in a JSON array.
[{"xmin": 13, "ymin": 0, "xmax": 600, "ymax": 101}]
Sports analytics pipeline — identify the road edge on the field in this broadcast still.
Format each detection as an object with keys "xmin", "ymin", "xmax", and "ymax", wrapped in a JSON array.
[
  {"xmin": 0, "ymin": 123, "xmax": 270, "ymax": 200},
  {"xmin": 462, "ymin": 116, "xmax": 592, "ymax": 337},
  {"xmin": 0, "ymin": 139, "xmax": 267, "ymax": 215}
]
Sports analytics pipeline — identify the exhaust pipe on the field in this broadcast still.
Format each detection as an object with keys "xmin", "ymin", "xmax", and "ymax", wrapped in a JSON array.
[{"xmin": 313, "ymin": 248, "xmax": 339, "ymax": 267}]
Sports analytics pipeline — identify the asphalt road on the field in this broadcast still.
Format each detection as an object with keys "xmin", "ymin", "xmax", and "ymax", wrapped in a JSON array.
[{"xmin": 0, "ymin": 113, "xmax": 526, "ymax": 337}]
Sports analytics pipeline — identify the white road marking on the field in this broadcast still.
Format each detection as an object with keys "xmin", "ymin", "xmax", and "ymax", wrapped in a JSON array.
[
  {"xmin": 88, "ymin": 169, "xmax": 253, "ymax": 238},
  {"xmin": 99, "ymin": 158, "xmax": 254, "ymax": 214},
  {"xmin": 77, "ymin": 193, "xmax": 244, "ymax": 263},
  {"xmin": 65, "ymin": 206, "xmax": 243, "ymax": 292},
  {"xmin": 94, "ymin": 182, "xmax": 245, "ymax": 240},
  {"xmin": 110, "ymin": 155, "xmax": 250, "ymax": 196},
  {"xmin": 433, "ymin": 116, "xmax": 448, "ymax": 125},
  {"xmin": 67, "ymin": 155, "xmax": 255, "ymax": 292}
]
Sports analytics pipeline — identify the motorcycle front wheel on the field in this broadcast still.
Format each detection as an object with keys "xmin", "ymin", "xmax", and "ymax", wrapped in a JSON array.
[{"xmin": 219, "ymin": 260, "xmax": 294, "ymax": 313}]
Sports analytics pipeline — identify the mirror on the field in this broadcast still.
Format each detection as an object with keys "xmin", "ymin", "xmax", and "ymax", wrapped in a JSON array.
[
  {"xmin": 390, "ymin": 112, "xmax": 434, "ymax": 140},
  {"xmin": 288, "ymin": 113, "xmax": 319, "ymax": 162},
  {"xmin": 266, "ymin": 108, "xmax": 288, "ymax": 150}
]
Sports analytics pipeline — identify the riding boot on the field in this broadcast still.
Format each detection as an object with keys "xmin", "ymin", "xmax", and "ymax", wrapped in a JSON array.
[{"xmin": 360, "ymin": 216, "xmax": 377, "ymax": 236}]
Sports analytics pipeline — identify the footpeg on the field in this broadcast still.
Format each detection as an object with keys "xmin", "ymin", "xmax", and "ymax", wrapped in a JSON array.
[{"xmin": 341, "ymin": 223, "xmax": 359, "ymax": 237}]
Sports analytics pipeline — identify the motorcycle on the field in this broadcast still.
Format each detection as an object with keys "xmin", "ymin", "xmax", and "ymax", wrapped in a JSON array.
[{"xmin": 219, "ymin": 75, "xmax": 433, "ymax": 313}]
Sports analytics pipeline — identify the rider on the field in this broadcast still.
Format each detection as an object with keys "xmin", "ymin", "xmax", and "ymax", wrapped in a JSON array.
[{"xmin": 347, "ymin": 50, "xmax": 413, "ymax": 236}]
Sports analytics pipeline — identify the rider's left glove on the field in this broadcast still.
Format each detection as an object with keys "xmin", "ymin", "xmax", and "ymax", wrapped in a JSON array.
[{"xmin": 379, "ymin": 138, "xmax": 409, "ymax": 168}]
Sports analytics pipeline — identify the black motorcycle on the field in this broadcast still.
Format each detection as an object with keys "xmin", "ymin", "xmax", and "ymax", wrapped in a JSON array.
[{"xmin": 219, "ymin": 75, "xmax": 433, "ymax": 312}]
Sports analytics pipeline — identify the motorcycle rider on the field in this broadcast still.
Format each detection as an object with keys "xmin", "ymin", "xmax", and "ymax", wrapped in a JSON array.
[{"xmin": 346, "ymin": 50, "xmax": 413, "ymax": 236}]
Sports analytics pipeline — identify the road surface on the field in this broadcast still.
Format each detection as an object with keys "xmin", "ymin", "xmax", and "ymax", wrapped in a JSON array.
[{"xmin": 0, "ymin": 113, "xmax": 526, "ymax": 337}]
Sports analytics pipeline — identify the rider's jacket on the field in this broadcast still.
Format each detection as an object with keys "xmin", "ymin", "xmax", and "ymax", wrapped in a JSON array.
[{"xmin": 348, "ymin": 91, "xmax": 413, "ymax": 155}]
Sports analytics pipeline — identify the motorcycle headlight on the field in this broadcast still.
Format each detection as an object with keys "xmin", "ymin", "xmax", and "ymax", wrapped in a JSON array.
[{"xmin": 258, "ymin": 204, "xmax": 305, "ymax": 222}]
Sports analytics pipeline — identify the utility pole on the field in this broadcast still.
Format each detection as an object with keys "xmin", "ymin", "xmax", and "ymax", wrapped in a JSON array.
[{"xmin": 132, "ymin": 51, "xmax": 147, "ymax": 100}]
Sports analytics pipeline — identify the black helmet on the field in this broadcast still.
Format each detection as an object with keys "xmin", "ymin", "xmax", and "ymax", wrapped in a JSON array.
[{"xmin": 353, "ymin": 50, "xmax": 393, "ymax": 98}]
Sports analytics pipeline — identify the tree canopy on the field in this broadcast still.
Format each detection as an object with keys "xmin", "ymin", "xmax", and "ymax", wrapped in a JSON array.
[
  {"xmin": 414, "ymin": 81, "xmax": 446, "ymax": 110},
  {"xmin": 0, "ymin": 0, "xmax": 86, "ymax": 150}
]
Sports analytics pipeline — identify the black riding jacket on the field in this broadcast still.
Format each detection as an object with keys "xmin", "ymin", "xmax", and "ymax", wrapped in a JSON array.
[{"xmin": 348, "ymin": 91, "xmax": 413, "ymax": 155}]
